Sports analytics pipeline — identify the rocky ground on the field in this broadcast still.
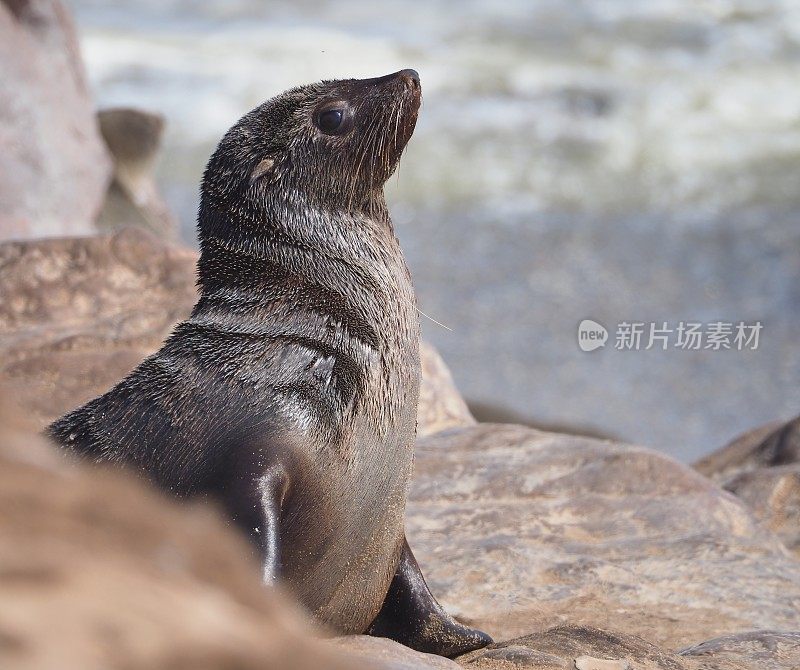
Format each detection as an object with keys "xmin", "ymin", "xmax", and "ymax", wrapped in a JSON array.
[
  {"xmin": 1, "ymin": 229, "xmax": 799, "ymax": 669},
  {"xmin": 1, "ymin": 1, "xmax": 799, "ymax": 668}
]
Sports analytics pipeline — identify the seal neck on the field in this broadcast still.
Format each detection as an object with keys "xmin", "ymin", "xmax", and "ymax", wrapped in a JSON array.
[{"xmin": 193, "ymin": 188, "xmax": 409, "ymax": 332}]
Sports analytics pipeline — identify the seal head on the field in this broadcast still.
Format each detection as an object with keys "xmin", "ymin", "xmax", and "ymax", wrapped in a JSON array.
[{"xmin": 201, "ymin": 68, "xmax": 421, "ymax": 225}]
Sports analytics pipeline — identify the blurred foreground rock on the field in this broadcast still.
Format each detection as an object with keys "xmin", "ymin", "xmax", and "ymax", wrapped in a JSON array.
[
  {"xmin": 0, "ymin": 392, "xmax": 378, "ymax": 670},
  {"xmin": 0, "ymin": 0, "xmax": 111, "ymax": 241},
  {"xmin": 0, "ymin": 230, "xmax": 471, "ymax": 436}
]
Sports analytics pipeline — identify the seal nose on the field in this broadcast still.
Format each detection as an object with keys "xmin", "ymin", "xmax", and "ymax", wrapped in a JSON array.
[
  {"xmin": 398, "ymin": 69, "xmax": 420, "ymax": 89},
  {"xmin": 399, "ymin": 69, "xmax": 420, "ymax": 83}
]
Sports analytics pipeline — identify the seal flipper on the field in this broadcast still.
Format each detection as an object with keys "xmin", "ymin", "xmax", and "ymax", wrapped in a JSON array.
[
  {"xmin": 254, "ymin": 464, "xmax": 289, "ymax": 583},
  {"xmin": 224, "ymin": 462, "xmax": 289, "ymax": 584},
  {"xmin": 367, "ymin": 537, "xmax": 492, "ymax": 657}
]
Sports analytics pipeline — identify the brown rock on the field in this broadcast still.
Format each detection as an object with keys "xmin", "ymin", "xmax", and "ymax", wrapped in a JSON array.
[
  {"xmin": 678, "ymin": 631, "xmax": 800, "ymax": 670},
  {"xmin": 332, "ymin": 635, "xmax": 461, "ymax": 669},
  {"xmin": 695, "ymin": 416, "xmax": 800, "ymax": 558},
  {"xmin": 0, "ymin": 0, "xmax": 111, "ymax": 241},
  {"xmin": 694, "ymin": 416, "xmax": 799, "ymax": 482},
  {"xmin": 0, "ymin": 229, "xmax": 197, "ymax": 427},
  {"xmin": 96, "ymin": 108, "xmax": 180, "ymax": 239},
  {"xmin": 0, "ymin": 391, "xmax": 380, "ymax": 670},
  {"xmin": 468, "ymin": 402, "xmax": 615, "ymax": 441},
  {"xmin": 418, "ymin": 340, "xmax": 475, "ymax": 437},
  {"xmin": 723, "ymin": 464, "xmax": 800, "ymax": 556},
  {"xmin": 406, "ymin": 424, "xmax": 800, "ymax": 651},
  {"xmin": 461, "ymin": 626, "xmax": 686, "ymax": 670},
  {"xmin": 0, "ymin": 231, "xmax": 467, "ymax": 435}
]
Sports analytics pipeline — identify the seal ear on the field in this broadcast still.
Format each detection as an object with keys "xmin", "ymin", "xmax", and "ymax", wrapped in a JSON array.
[{"xmin": 250, "ymin": 157, "xmax": 275, "ymax": 183}]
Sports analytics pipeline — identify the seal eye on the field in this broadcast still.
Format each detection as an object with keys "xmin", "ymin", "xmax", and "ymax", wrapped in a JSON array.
[
  {"xmin": 318, "ymin": 109, "xmax": 343, "ymax": 133},
  {"xmin": 317, "ymin": 109, "xmax": 344, "ymax": 135},
  {"xmin": 316, "ymin": 107, "xmax": 352, "ymax": 136}
]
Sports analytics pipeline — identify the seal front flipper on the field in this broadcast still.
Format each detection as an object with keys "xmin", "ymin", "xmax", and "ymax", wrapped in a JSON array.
[
  {"xmin": 255, "ymin": 463, "xmax": 290, "ymax": 583},
  {"xmin": 367, "ymin": 537, "xmax": 492, "ymax": 657},
  {"xmin": 225, "ymin": 462, "xmax": 290, "ymax": 584}
]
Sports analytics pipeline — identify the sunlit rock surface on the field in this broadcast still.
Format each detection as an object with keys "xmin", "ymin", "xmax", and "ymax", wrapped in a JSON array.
[{"xmin": 406, "ymin": 424, "xmax": 800, "ymax": 651}]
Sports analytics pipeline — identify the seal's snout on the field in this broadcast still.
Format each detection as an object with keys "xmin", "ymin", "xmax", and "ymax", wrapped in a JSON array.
[
  {"xmin": 398, "ymin": 69, "xmax": 421, "ymax": 95},
  {"xmin": 371, "ymin": 69, "xmax": 421, "ymax": 92},
  {"xmin": 398, "ymin": 69, "xmax": 420, "ymax": 86}
]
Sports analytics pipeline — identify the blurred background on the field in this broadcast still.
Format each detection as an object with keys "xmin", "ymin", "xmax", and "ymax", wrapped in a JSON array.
[{"xmin": 60, "ymin": 1, "xmax": 800, "ymax": 460}]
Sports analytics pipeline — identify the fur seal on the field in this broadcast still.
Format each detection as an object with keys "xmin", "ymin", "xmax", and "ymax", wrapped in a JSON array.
[{"xmin": 48, "ymin": 69, "xmax": 492, "ymax": 657}]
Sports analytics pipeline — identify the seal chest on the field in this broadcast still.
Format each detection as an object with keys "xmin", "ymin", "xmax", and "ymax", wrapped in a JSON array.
[{"xmin": 49, "ymin": 69, "xmax": 492, "ymax": 658}]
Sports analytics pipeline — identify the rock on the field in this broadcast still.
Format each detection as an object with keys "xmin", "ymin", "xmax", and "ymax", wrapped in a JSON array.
[
  {"xmin": 0, "ymin": 229, "xmax": 197, "ymax": 427},
  {"xmin": 0, "ymin": 391, "xmax": 381, "ymax": 670},
  {"xmin": 406, "ymin": 424, "xmax": 800, "ymax": 651},
  {"xmin": 418, "ymin": 340, "xmax": 475, "ymax": 436},
  {"xmin": 6, "ymin": 232, "xmax": 800, "ymax": 668},
  {"xmin": 678, "ymin": 631, "xmax": 800, "ymax": 670},
  {"xmin": 0, "ymin": 231, "xmax": 469, "ymax": 435},
  {"xmin": 469, "ymin": 401, "xmax": 616, "ymax": 440},
  {"xmin": 0, "ymin": 0, "xmax": 111, "ymax": 241},
  {"xmin": 694, "ymin": 416, "xmax": 800, "ymax": 558},
  {"xmin": 332, "ymin": 636, "xmax": 461, "ymax": 670},
  {"xmin": 694, "ymin": 416, "xmax": 799, "ymax": 482},
  {"xmin": 96, "ymin": 108, "xmax": 180, "ymax": 239},
  {"xmin": 722, "ymin": 465, "xmax": 800, "ymax": 557},
  {"xmin": 461, "ymin": 625, "xmax": 685, "ymax": 669},
  {"xmin": 575, "ymin": 657, "xmax": 631, "ymax": 670}
]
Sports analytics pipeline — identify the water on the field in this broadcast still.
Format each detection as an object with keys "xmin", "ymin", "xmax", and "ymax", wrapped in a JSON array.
[{"xmin": 67, "ymin": 0, "xmax": 800, "ymax": 461}]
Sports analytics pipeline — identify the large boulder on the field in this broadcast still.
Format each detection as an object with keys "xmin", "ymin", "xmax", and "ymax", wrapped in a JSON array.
[
  {"xmin": 406, "ymin": 424, "xmax": 800, "ymax": 652},
  {"xmin": 0, "ymin": 391, "xmax": 377, "ymax": 670},
  {"xmin": 0, "ymin": 230, "xmax": 197, "ymax": 426},
  {"xmin": 0, "ymin": 230, "xmax": 471, "ymax": 436},
  {"xmin": 0, "ymin": 0, "xmax": 111, "ymax": 241}
]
